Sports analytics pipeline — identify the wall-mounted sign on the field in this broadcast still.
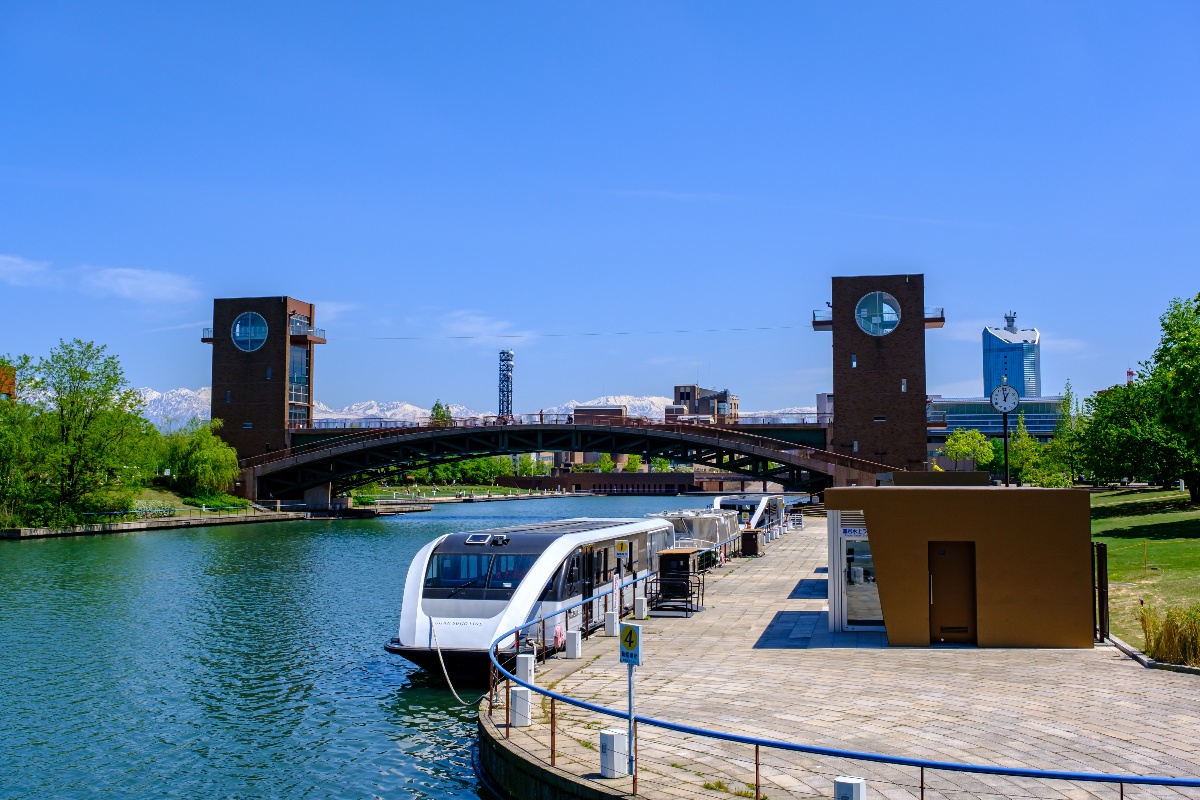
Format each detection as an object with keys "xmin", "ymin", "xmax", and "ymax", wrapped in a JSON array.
[{"xmin": 841, "ymin": 527, "xmax": 868, "ymax": 537}]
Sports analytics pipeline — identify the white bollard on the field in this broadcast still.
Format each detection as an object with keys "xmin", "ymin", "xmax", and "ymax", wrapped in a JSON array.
[
  {"xmin": 515, "ymin": 653, "xmax": 535, "ymax": 686},
  {"xmin": 510, "ymin": 687, "xmax": 532, "ymax": 727},
  {"xmin": 834, "ymin": 776, "xmax": 867, "ymax": 800},
  {"xmin": 634, "ymin": 596, "xmax": 648, "ymax": 620},
  {"xmin": 604, "ymin": 610, "xmax": 618, "ymax": 636},
  {"xmin": 599, "ymin": 728, "xmax": 629, "ymax": 778},
  {"xmin": 565, "ymin": 629, "xmax": 582, "ymax": 659}
]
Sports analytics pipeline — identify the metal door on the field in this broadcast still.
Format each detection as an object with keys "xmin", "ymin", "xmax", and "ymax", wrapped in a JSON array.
[{"xmin": 929, "ymin": 541, "xmax": 976, "ymax": 645}]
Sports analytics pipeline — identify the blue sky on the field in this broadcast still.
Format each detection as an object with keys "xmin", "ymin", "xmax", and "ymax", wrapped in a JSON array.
[{"xmin": 2, "ymin": 3, "xmax": 1198, "ymax": 411}]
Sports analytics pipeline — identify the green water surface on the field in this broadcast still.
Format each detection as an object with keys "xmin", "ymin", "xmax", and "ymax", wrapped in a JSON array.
[{"xmin": 0, "ymin": 495, "xmax": 713, "ymax": 799}]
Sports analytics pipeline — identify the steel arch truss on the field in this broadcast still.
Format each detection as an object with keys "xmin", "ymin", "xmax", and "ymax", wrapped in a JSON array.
[{"xmin": 252, "ymin": 425, "xmax": 884, "ymax": 498}]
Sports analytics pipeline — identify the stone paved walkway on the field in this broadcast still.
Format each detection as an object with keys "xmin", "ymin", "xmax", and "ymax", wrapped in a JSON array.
[{"xmin": 487, "ymin": 517, "xmax": 1200, "ymax": 799}]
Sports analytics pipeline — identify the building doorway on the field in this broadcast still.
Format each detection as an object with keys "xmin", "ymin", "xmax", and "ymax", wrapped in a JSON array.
[{"xmin": 928, "ymin": 541, "xmax": 976, "ymax": 644}]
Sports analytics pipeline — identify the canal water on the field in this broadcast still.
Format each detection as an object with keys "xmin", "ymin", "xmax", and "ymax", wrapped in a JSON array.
[{"xmin": 0, "ymin": 495, "xmax": 714, "ymax": 799}]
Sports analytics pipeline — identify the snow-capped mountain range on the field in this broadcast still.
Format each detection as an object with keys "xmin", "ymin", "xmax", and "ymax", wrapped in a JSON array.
[{"xmin": 135, "ymin": 388, "xmax": 813, "ymax": 428}]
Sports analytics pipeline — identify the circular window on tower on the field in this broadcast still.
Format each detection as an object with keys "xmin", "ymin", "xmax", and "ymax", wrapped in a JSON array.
[
  {"xmin": 231, "ymin": 312, "xmax": 268, "ymax": 352},
  {"xmin": 854, "ymin": 291, "xmax": 901, "ymax": 336}
]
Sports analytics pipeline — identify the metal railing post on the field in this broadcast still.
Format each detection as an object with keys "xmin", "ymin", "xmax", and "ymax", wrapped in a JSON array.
[
  {"xmin": 505, "ymin": 677, "xmax": 511, "ymax": 739},
  {"xmin": 755, "ymin": 744, "xmax": 760, "ymax": 800},
  {"xmin": 541, "ymin": 618, "xmax": 547, "ymax": 664},
  {"xmin": 550, "ymin": 696, "xmax": 556, "ymax": 766},
  {"xmin": 920, "ymin": 766, "xmax": 924, "ymax": 800}
]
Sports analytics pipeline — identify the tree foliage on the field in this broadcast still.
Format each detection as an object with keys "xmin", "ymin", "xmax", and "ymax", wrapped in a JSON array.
[
  {"xmin": 623, "ymin": 454, "xmax": 642, "ymax": 473},
  {"xmin": 597, "ymin": 453, "xmax": 616, "ymax": 473},
  {"xmin": 649, "ymin": 457, "xmax": 672, "ymax": 473},
  {"xmin": 941, "ymin": 428, "xmax": 993, "ymax": 470},
  {"xmin": 1148, "ymin": 293, "xmax": 1200, "ymax": 501},
  {"xmin": 0, "ymin": 341, "xmax": 160, "ymax": 526},
  {"xmin": 160, "ymin": 418, "xmax": 240, "ymax": 497},
  {"xmin": 429, "ymin": 400, "xmax": 453, "ymax": 427}
]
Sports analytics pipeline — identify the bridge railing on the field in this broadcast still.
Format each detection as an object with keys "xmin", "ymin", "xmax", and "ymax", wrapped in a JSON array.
[{"xmin": 240, "ymin": 415, "xmax": 893, "ymax": 474}]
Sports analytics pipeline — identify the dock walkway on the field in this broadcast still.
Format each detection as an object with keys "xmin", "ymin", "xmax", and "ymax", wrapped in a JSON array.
[{"xmin": 484, "ymin": 517, "xmax": 1200, "ymax": 799}]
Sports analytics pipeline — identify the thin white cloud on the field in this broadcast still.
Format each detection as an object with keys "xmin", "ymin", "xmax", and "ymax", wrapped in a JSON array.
[
  {"xmin": 0, "ymin": 253, "xmax": 199, "ymax": 303},
  {"xmin": 437, "ymin": 310, "xmax": 536, "ymax": 345},
  {"xmin": 311, "ymin": 301, "xmax": 358, "ymax": 324},
  {"xmin": 82, "ymin": 267, "xmax": 200, "ymax": 303},
  {"xmin": 1040, "ymin": 335, "xmax": 1089, "ymax": 355},
  {"xmin": 940, "ymin": 318, "xmax": 993, "ymax": 343},
  {"xmin": 0, "ymin": 254, "xmax": 56, "ymax": 287}
]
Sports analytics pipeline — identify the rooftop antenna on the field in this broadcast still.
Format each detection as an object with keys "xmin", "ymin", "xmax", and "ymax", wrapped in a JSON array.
[
  {"xmin": 498, "ymin": 350, "xmax": 514, "ymax": 419},
  {"xmin": 1004, "ymin": 311, "xmax": 1018, "ymax": 333}
]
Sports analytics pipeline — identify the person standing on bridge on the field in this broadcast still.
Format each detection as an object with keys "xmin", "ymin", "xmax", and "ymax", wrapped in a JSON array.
[{"xmin": 539, "ymin": 409, "xmax": 544, "ymax": 424}]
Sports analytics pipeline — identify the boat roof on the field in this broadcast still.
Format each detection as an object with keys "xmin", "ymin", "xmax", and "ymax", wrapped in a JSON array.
[{"xmin": 432, "ymin": 518, "xmax": 665, "ymax": 555}]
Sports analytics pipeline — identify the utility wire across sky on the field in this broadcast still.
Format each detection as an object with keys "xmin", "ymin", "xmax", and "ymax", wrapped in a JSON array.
[{"xmin": 363, "ymin": 324, "xmax": 801, "ymax": 341}]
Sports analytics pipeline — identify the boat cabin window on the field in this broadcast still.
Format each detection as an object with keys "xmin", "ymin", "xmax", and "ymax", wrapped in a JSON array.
[
  {"xmin": 488, "ymin": 554, "xmax": 539, "ymax": 590},
  {"xmin": 423, "ymin": 552, "xmax": 540, "ymax": 600}
]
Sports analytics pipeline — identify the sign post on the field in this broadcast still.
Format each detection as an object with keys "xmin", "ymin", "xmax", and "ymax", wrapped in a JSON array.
[{"xmin": 619, "ymin": 622, "xmax": 642, "ymax": 778}]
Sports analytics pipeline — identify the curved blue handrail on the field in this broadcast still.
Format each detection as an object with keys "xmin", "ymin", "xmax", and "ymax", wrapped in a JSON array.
[{"xmin": 488, "ymin": 581, "xmax": 1200, "ymax": 790}]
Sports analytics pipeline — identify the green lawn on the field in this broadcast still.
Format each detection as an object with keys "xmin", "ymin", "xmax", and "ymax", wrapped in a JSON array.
[{"xmin": 1090, "ymin": 488, "xmax": 1200, "ymax": 648}]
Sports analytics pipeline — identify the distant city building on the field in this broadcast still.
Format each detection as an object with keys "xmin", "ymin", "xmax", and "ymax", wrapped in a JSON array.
[
  {"xmin": 926, "ymin": 395, "xmax": 1064, "ymax": 464},
  {"xmin": 983, "ymin": 312, "xmax": 1040, "ymax": 397},
  {"xmin": 673, "ymin": 384, "xmax": 739, "ymax": 423}
]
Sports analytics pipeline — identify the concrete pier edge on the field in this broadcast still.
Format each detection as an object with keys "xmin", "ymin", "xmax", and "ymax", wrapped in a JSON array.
[{"xmin": 476, "ymin": 704, "xmax": 631, "ymax": 800}]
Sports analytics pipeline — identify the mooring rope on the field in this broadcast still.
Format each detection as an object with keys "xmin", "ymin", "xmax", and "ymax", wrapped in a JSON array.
[{"xmin": 429, "ymin": 618, "xmax": 490, "ymax": 708}]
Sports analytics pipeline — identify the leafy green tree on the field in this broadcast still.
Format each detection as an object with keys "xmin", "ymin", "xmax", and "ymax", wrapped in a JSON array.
[
  {"xmin": 162, "ymin": 418, "xmax": 240, "ymax": 496},
  {"xmin": 649, "ymin": 456, "xmax": 671, "ymax": 473},
  {"xmin": 1042, "ymin": 380, "xmax": 1086, "ymax": 482},
  {"xmin": 0, "ymin": 355, "xmax": 34, "ymax": 526},
  {"xmin": 1148, "ymin": 293, "xmax": 1200, "ymax": 502},
  {"xmin": 429, "ymin": 399, "xmax": 453, "ymax": 427},
  {"xmin": 941, "ymin": 428, "xmax": 993, "ymax": 471},
  {"xmin": 460, "ymin": 456, "xmax": 514, "ymax": 485},
  {"xmin": 1080, "ymin": 382, "xmax": 1189, "ymax": 486},
  {"xmin": 1008, "ymin": 412, "xmax": 1043, "ymax": 484},
  {"xmin": 517, "ymin": 453, "xmax": 537, "ymax": 476},
  {"xmin": 623, "ymin": 454, "xmax": 643, "ymax": 473},
  {"xmin": 26, "ymin": 340, "xmax": 158, "ymax": 524},
  {"xmin": 597, "ymin": 453, "xmax": 616, "ymax": 473}
]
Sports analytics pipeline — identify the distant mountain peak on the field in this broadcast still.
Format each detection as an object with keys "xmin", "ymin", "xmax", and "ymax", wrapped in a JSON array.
[{"xmin": 138, "ymin": 388, "xmax": 812, "ymax": 428}]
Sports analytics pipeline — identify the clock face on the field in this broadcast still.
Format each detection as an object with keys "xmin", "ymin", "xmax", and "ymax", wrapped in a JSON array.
[
  {"xmin": 231, "ymin": 312, "xmax": 268, "ymax": 352},
  {"xmin": 854, "ymin": 291, "xmax": 901, "ymax": 336},
  {"xmin": 990, "ymin": 385, "xmax": 1020, "ymax": 413}
]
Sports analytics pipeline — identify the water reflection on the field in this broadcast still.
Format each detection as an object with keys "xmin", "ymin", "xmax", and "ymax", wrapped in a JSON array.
[{"xmin": 0, "ymin": 495, "xmax": 712, "ymax": 798}]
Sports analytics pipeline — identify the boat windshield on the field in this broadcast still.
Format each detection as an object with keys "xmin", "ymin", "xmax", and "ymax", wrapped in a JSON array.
[{"xmin": 423, "ymin": 552, "xmax": 541, "ymax": 600}]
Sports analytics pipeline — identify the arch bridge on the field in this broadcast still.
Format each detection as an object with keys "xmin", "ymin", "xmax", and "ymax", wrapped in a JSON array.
[{"xmin": 238, "ymin": 418, "xmax": 895, "ymax": 503}]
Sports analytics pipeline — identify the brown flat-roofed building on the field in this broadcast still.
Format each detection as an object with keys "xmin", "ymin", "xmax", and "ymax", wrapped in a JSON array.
[
  {"xmin": 203, "ymin": 296, "xmax": 325, "ymax": 460},
  {"xmin": 825, "ymin": 486, "xmax": 1093, "ymax": 648},
  {"xmin": 0, "ymin": 364, "xmax": 15, "ymax": 400}
]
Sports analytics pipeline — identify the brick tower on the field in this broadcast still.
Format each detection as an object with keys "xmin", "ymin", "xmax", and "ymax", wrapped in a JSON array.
[
  {"xmin": 813, "ymin": 275, "xmax": 944, "ymax": 472},
  {"xmin": 202, "ymin": 296, "xmax": 325, "ymax": 460}
]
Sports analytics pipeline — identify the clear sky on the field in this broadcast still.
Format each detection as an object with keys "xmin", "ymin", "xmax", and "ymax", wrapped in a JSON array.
[{"xmin": 2, "ymin": 3, "xmax": 1198, "ymax": 411}]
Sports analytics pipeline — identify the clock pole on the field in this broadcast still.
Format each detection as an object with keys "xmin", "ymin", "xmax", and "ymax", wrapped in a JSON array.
[{"xmin": 1003, "ymin": 410, "xmax": 1010, "ymax": 487}]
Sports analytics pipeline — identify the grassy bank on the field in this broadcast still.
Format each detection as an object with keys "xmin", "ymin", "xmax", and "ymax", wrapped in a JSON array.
[{"xmin": 1091, "ymin": 488, "xmax": 1200, "ymax": 648}]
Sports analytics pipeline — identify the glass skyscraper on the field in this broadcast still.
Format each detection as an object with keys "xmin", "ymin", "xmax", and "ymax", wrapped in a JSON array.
[{"xmin": 983, "ymin": 311, "xmax": 1040, "ymax": 397}]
